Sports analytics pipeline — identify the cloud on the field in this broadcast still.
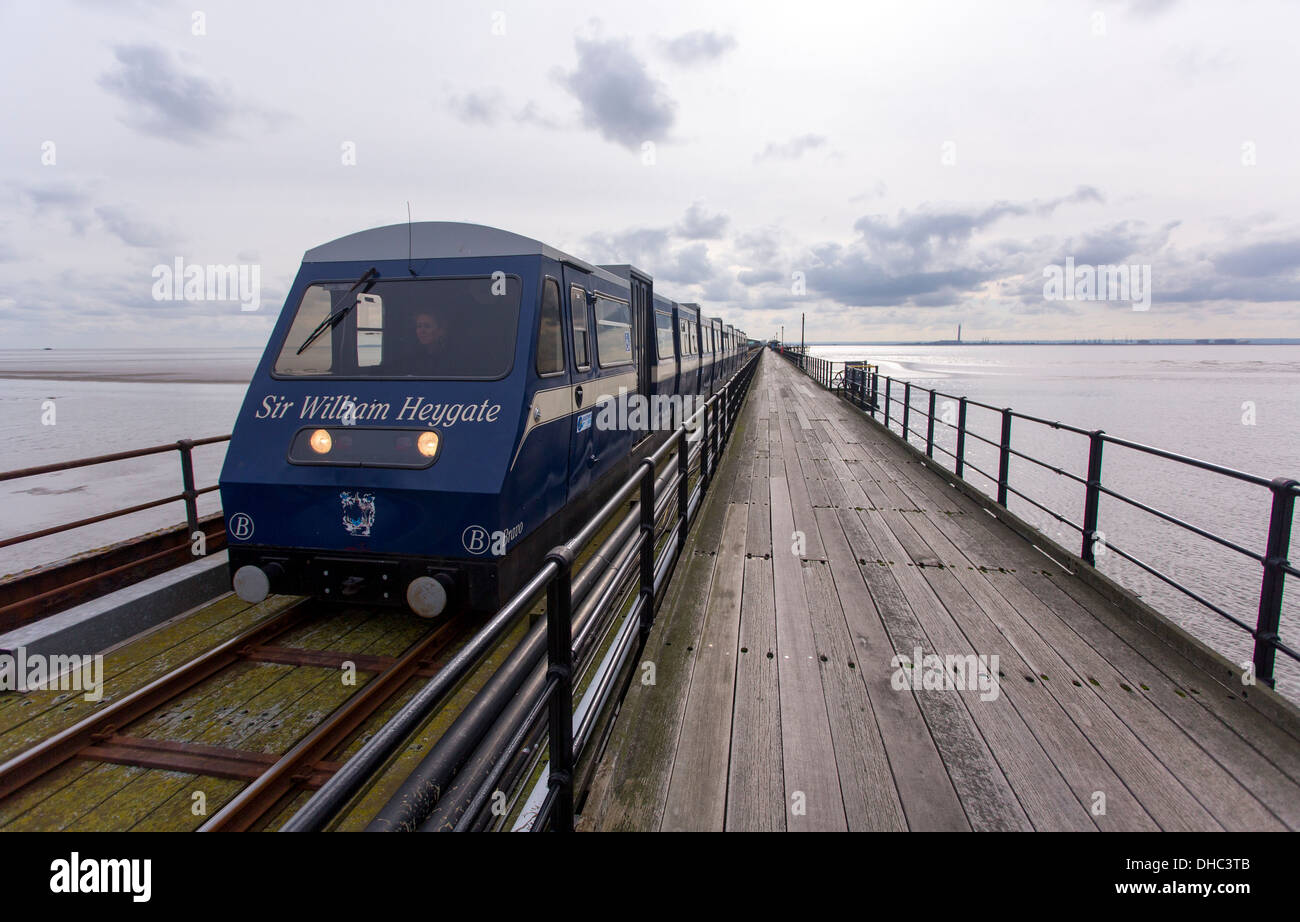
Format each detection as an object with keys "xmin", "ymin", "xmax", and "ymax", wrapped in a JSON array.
[
  {"xmin": 737, "ymin": 268, "xmax": 782, "ymax": 286},
  {"xmin": 446, "ymin": 87, "xmax": 566, "ymax": 130},
  {"xmin": 447, "ymin": 90, "xmax": 503, "ymax": 125},
  {"xmin": 582, "ymin": 226, "xmax": 671, "ymax": 267},
  {"xmin": 13, "ymin": 181, "xmax": 97, "ymax": 234},
  {"xmin": 755, "ymin": 134, "xmax": 826, "ymax": 162},
  {"xmin": 675, "ymin": 203, "xmax": 729, "ymax": 239},
  {"xmin": 1053, "ymin": 219, "xmax": 1178, "ymax": 266},
  {"xmin": 735, "ymin": 228, "xmax": 783, "ymax": 265},
  {"xmin": 514, "ymin": 100, "xmax": 564, "ymax": 130},
  {"xmin": 658, "ymin": 242, "xmax": 714, "ymax": 285},
  {"xmin": 808, "ymin": 244, "xmax": 992, "ymax": 307},
  {"xmin": 1121, "ymin": 0, "xmax": 1180, "ymax": 15},
  {"xmin": 559, "ymin": 37, "xmax": 676, "ymax": 149},
  {"xmin": 94, "ymin": 205, "xmax": 175, "ymax": 248},
  {"xmin": 659, "ymin": 30, "xmax": 737, "ymax": 65},
  {"xmin": 21, "ymin": 183, "xmax": 93, "ymax": 210},
  {"xmin": 1166, "ymin": 46, "xmax": 1234, "ymax": 78},
  {"xmin": 1212, "ymin": 239, "xmax": 1300, "ymax": 278},
  {"xmin": 852, "ymin": 186, "xmax": 1104, "ymax": 271},
  {"xmin": 97, "ymin": 44, "xmax": 275, "ymax": 144}
]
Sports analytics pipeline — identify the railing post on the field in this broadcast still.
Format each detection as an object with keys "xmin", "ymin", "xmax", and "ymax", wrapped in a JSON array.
[
  {"xmin": 177, "ymin": 440, "xmax": 199, "ymax": 539},
  {"xmin": 955, "ymin": 397, "xmax": 967, "ymax": 477},
  {"xmin": 701, "ymin": 393, "xmax": 712, "ymax": 490},
  {"xmin": 926, "ymin": 391, "xmax": 936, "ymax": 458},
  {"xmin": 638, "ymin": 459, "xmax": 657, "ymax": 637},
  {"xmin": 870, "ymin": 372, "xmax": 878, "ymax": 417},
  {"xmin": 676, "ymin": 427, "xmax": 689, "ymax": 553},
  {"xmin": 902, "ymin": 382, "xmax": 911, "ymax": 444},
  {"xmin": 884, "ymin": 377, "xmax": 892, "ymax": 430},
  {"xmin": 543, "ymin": 546, "xmax": 576, "ymax": 832},
  {"xmin": 997, "ymin": 409, "xmax": 1012, "ymax": 507},
  {"xmin": 1254, "ymin": 478, "xmax": 1297, "ymax": 689},
  {"xmin": 712, "ymin": 390, "xmax": 721, "ymax": 471},
  {"xmin": 1081, "ymin": 430, "xmax": 1105, "ymax": 565}
]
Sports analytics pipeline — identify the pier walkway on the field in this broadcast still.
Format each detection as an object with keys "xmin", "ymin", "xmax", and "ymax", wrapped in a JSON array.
[{"xmin": 583, "ymin": 350, "xmax": 1300, "ymax": 831}]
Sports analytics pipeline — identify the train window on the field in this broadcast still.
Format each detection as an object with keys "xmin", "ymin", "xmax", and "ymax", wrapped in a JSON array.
[
  {"xmin": 274, "ymin": 276, "xmax": 520, "ymax": 379},
  {"xmin": 276, "ymin": 286, "xmax": 335, "ymax": 375},
  {"xmin": 537, "ymin": 279, "xmax": 565, "ymax": 376},
  {"xmin": 570, "ymin": 286, "xmax": 590, "ymax": 370},
  {"xmin": 655, "ymin": 311, "xmax": 675, "ymax": 359},
  {"xmin": 594, "ymin": 296, "xmax": 633, "ymax": 367},
  {"xmin": 356, "ymin": 293, "xmax": 383, "ymax": 367}
]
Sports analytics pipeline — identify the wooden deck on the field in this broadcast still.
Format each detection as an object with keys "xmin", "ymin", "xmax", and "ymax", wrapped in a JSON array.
[{"xmin": 583, "ymin": 350, "xmax": 1300, "ymax": 831}]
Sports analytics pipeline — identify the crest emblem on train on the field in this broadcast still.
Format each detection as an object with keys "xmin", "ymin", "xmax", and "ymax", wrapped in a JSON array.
[{"xmin": 340, "ymin": 491, "xmax": 376, "ymax": 536}]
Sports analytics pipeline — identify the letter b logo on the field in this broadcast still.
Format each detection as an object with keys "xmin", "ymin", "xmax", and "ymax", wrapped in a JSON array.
[{"xmin": 462, "ymin": 525, "xmax": 490, "ymax": 555}]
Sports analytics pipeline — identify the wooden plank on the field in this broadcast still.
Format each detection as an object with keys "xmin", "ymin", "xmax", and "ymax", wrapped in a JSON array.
[
  {"xmin": 853, "ymin": 504, "xmax": 1094, "ymax": 830},
  {"xmin": 775, "ymin": 418, "xmax": 825, "ymax": 562},
  {"xmin": 819, "ymin": 507, "xmax": 968, "ymax": 830},
  {"xmin": 662, "ymin": 504, "xmax": 748, "ymax": 831},
  {"xmin": 1010, "ymin": 568, "xmax": 1300, "ymax": 829},
  {"xmin": 769, "ymin": 456, "xmax": 846, "ymax": 830},
  {"xmin": 840, "ymin": 506, "xmax": 1030, "ymax": 830},
  {"xmin": 588, "ymin": 505, "xmax": 722, "ymax": 831},
  {"xmin": 885, "ymin": 455, "xmax": 1300, "ymax": 799},
  {"xmin": 871, "ymin": 458, "xmax": 1231, "ymax": 830},
  {"xmin": 726, "ymin": 557, "xmax": 785, "ymax": 831},
  {"xmin": 801, "ymin": 556, "xmax": 907, "ymax": 830},
  {"xmin": 986, "ymin": 569, "xmax": 1281, "ymax": 831}
]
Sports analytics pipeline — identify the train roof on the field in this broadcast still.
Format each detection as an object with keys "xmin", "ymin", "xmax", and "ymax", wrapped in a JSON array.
[
  {"xmin": 304, "ymin": 221, "xmax": 605, "ymax": 272},
  {"xmin": 301, "ymin": 222, "xmax": 746, "ymax": 334}
]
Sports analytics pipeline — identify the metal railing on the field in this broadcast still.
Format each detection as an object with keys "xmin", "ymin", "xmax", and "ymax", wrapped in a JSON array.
[
  {"xmin": 0, "ymin": 437, "xmax": 230, "ymax": 555},
  {"xmin": 777, "ymin": 346, "xmax": 1297, "ymax": 689},
  {"xmin": 282, "ymin": 349, "xmax": 761, "ymax": 832}
]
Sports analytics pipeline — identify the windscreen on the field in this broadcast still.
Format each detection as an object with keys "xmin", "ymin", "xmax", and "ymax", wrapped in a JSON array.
[{"xmin": 274, "ymin": 276, "xmax": 521, "ymax": 379}]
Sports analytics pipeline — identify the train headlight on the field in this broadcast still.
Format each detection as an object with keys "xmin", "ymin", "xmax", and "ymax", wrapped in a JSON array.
[
  {"xmin": 309, "ymin": 429, "xmax": 332, "ymax": 454},
  {"xmin": 417, "ymin": 431, "xmax": 440, "ymax": 458}
]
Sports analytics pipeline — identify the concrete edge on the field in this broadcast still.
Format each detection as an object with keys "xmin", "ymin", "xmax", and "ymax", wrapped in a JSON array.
[
  {"xmin": 832, "ymin": 388, "xmax": 1300, "ymax": 738},
  {"xmin": 0, "ymin": 551, "xmax": 232, "ymax": 660}
]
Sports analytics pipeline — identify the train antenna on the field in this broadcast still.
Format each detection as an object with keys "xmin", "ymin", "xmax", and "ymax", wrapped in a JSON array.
[{"xmin": 407, "ymin": 201, "xmax": 416, "ymax": 276}]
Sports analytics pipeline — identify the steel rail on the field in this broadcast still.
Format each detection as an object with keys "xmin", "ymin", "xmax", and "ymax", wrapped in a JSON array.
[
  {"xmin": 199, "ymin": 613, "xmax": 468, "ymax": 831},
  {"xmin": 0, "ymin": 600, "xmax": 314, "ymax": 800}
]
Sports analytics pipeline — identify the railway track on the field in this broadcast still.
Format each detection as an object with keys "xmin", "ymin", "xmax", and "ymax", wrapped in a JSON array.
[
  {"xmin": 0, "ymin": 600, "xmax": 473, "ymax": 831},
  {"xmin": 0, "ymin": 411, "xmax": 709, "ymax": 833}
]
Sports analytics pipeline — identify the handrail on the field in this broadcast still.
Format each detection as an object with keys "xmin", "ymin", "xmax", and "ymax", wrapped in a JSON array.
[
  {"xmin": 282, "ymin": 347, "xmax": 763, "ymax": 832},
  {"xmin": 0, "ymin": 436, "xmax": 231, "ymax": 554},
  {"xmin": 778, "ymin": 346, "xmax": 1297, "ymax": 690}
]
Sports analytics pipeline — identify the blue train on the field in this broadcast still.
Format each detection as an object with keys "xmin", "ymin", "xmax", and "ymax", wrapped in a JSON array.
[{"xmin": 219, "ymin": 222, "xmax": 752, "ymax": 617}]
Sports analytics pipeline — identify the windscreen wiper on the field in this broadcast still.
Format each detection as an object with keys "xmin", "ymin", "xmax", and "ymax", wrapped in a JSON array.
[{"xmin": 295, "ymin": 267, "xmax": 379, "ymax": 355}]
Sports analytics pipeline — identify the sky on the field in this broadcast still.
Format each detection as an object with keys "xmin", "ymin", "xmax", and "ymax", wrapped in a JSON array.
[{"xmin": 1, "ymin": 0, "xmax": 1297, "ymax": 347}]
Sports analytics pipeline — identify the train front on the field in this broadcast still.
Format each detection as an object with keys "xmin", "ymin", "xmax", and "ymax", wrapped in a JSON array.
[{"xmin": 218, "ymin": 229, "xmax": 550, "ymax": 617}]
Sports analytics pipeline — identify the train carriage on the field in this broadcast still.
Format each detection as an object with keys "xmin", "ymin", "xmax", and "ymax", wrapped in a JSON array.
[{"xmin": 220, "ymin": 222, "xmax": 753, "ymax": 618}]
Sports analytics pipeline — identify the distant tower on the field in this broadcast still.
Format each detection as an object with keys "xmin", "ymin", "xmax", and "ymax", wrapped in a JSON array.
[{"xmin": 957, "ymin": 323, "xmax": 962, "ymax": 343}]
